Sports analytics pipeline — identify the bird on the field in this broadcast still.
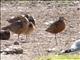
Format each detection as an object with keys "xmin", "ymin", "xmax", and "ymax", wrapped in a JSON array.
[
  {"xmin": 45, "ymin": 17, "xmax": 66, "ymax": 45},
  {"xmin": 61, "ymin": 39, "xmax": 80, "ymax": 53},
  {"xmin": 2, "ymin": 14, "xmax": 35, "ymax": 40},
  {"xmin": 0, "ymin": 30, "xmax": 10, "ymax": 40},
  {"xmin": 23, "ymin": 14, "xmax": 35, "ymax": 39}
]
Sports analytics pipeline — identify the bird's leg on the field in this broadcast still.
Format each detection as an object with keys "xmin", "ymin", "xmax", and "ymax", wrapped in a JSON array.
[
  {"xmin": 18, "ymin": 34, "xmax": 20, "ymax": 40},
  {"xmin": 23, "ymin": 35, "xmax": 29, "ymax": 43},
  {"xmin": 14, "ymin": 34, "xmax": 20, "ymax": 43},
  {"xmin": 26, "ymin": 35, "xmax": 27, "ymax": 40},
  {"xmin": 55, "ymin": 34, "xmax": 58, "ymax": 45}
]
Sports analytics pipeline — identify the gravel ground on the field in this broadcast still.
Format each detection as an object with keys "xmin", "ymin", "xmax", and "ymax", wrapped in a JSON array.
[{"xmin": 1, "ymin": 1, "xmax": 80, "ymax": 60}]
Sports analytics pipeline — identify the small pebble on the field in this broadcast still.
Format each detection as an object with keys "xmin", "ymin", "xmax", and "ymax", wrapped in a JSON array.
[{"xmin": 14, "ymin": 41, "xmax": 19, "ymax": 45}]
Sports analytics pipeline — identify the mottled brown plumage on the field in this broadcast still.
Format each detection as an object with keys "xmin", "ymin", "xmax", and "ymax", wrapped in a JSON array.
[
  {"xmin": 7, "ymin": 15, "xmax": 28, "ymax": 23},
  {"xmin": 24, "ymin": 14, "xmax": 35, "ymax": 37},
  {"xmin": 2, "ymin": 14, "xmax": 35, "ymax": 40},
  {"xmin": 46, "ymin": 17, "xmax": 66, "ymax": 45},
  {"xmin": 24, "ymin": 22, "xmax": 35, "ymax": 36}
]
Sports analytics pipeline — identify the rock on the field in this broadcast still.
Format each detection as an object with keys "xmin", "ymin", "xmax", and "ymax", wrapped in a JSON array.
[
  {"xmin": 0, "ymin": 45, "xmax": 23, "ymax": 55},
  {"xmin": 61, "ymin": 39, "xmax": 80, "ymax": 53},
  {"xmin": 0, "ymin": 30, "xmax": 10, "ymax": 40},
  {"xmin": 77, "ymin": 8, "xmax": 80, "ymax": 10},
  {"xmin": 4, "ymin": 49, "xmax": 23, "ymax": 55},
  {"xmin": 14, "ymin": 41, "xmax": 19, "ymax": 45},
  {"xmin": 13, "ymin": 49, "xmax": 23, "ymax": 54},
  {"xmin": 46, "ymin": 48, "xmax": 56, "ymax": 53}
]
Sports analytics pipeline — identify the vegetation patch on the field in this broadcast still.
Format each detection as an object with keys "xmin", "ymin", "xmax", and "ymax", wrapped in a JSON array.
[{"xmin": 36, "ymin": 54, "xmax": 80, "ymax": 60}]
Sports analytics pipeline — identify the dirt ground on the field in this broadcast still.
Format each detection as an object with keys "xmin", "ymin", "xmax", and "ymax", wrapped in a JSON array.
[{"xmin": 1, "ymin": 1, "xmax": 80, "ymax": 60}]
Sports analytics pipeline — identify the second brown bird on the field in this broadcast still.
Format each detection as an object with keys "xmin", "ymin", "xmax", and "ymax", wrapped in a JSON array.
[{"xmin": 45, "ymin": 17, "xmax": 66, "ymax": 45}]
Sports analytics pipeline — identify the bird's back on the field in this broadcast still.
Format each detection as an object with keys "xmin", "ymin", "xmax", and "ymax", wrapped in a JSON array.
[
  {"xmin": 7, "ymin": 15, "xmax": 28, "ymax": 23},
  {"xmin": 2, "ymin": 20, "xmax": 27, "ymax": 35}
]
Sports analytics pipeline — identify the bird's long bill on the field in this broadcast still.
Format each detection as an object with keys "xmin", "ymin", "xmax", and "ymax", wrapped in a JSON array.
[
  {"xmin": 32, "ymin": 23, "xmax": 36, "ymax": 30},
  {"xmin": 24, "ymin": 17, "xmax": 29, "ymax": 22},
  {"xmin": 64, "ymin": 17, "xmax": 68, "ymax": 21}
]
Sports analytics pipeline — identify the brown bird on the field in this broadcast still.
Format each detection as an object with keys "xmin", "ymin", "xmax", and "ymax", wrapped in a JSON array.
[
  {"xmin": 23, "ymin": 14, "xmax": 35, "ymax": 38},
  {"xmin": 2, "ymin": 14, "xmax": 35, "ymax": 40},
  {"xmin": 45, "ymin": 17, "xmax": 66, "ymax": 45},
  {"xmin": 0, "ymin": 30, "xmax": 10, "ymax": 40}
]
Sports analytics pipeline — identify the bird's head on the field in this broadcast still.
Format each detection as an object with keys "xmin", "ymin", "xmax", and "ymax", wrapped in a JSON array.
[
  {"xmin": 24, "ymin": 14, "xmax": 35, "ymax": 25},
  {"xmin": 59, "ymin": 17, "xmax": 67, "ymax": 21},
  {"xmin": 24, "ymin": 14, "xmax": 29, "ymax": 18}
]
